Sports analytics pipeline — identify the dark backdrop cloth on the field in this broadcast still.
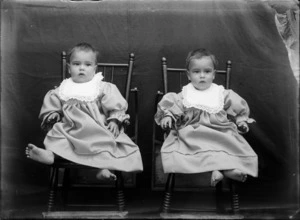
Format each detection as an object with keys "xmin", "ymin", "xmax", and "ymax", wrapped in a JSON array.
[{"xmin": 1, "ymin": 0, "xmax": 298, "ymax": 210}]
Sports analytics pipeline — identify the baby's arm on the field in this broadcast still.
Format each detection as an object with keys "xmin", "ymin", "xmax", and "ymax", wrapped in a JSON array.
[
  {"xmin": 155, "ymin": 92, "xmax": 184, "ymax": 130},
  {"xmin": 160, "ymin": 116, "xmax": 173, "ymax": 130},
  {"xmin": 107, "ymin": 119, "xmax": 120, "ymax": 138},
  {"xmin": 101, "ymin": 83, "xmax": 130, "ymax": 137},
  {"xmin": 224, "ymin": 90, "xmax": 255, "ymax": 134},
  {"xmin": 39, "ymin": 88, "xmax": 63, "ymax": 131}
]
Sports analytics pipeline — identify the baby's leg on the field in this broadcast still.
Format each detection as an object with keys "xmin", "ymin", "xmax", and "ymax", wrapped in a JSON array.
[
  {"xmin": 223, "ymin": 169, "xmax": 247, "ymax": 182},
  {"xmin": 211, "ymin": 170, "xmax": 224, "ymax": 187},
  {"xmin": 26, "ymin": 143, "xmax": 55, "ymax": 165},
  {"xmin": 96, "ymin": 169, "xmax": 117, "ymax": 181}
]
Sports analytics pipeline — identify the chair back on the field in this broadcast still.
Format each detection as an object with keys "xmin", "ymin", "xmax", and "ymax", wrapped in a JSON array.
[
  {"xmin": 161, "ymin": 56, "xmax": 231, "ymax": 94},
  {"xmin": 61, "ymin": 51, "xmax": 135, "ymax": 102}
]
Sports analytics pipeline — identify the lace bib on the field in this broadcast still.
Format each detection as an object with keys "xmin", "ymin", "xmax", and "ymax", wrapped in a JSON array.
[
  {"xmin": 58, "ymin": 72, "xmax": 104, "ymax": 102},
  {"xmin": 182, "ymin": 83, "xmax": 224, "ymax": 114}
]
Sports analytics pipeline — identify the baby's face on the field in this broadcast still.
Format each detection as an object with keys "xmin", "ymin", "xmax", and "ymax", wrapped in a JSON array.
[
  {"xmin": 68, "ymin": 50, "xmax": 97, "ymax": 83},
  {"xmin": 187, "ymin": 56, "xmax": 215, "ymax": 91}
]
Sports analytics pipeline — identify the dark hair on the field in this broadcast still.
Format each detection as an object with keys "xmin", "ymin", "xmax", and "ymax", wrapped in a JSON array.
[
  {"xmin": 67, "ymin": 42, "xmax": 98, "ymax": 63},
  {"xmin": 185, "ymin": 48, "xmax": 218, "ymax": 70}
]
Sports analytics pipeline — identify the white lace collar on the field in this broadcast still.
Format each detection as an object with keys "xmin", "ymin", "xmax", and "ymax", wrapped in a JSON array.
[
  {"xmin": 182, "ymin": 83, "xmax": 224, "ymax": 114},
  {"xmin": 58, "ymin": 72, "xmax": 104, "ymax": 102}
]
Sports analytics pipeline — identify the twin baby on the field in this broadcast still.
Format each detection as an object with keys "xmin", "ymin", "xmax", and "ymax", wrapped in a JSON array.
[{"xmin": 26, "ymin": 42, "xmax": 258, "ymax": 187}]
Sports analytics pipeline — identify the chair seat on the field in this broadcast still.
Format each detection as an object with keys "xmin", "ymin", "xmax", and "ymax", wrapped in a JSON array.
[{"xmin": 51, "ymin": 158, "xmax": 97, "ymax": 169}]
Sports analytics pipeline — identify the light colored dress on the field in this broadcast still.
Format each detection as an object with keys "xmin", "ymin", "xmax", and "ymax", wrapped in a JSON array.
[
  {"xmin": 155, "ymin": 83, "xmax": 258, "ymax": 177},
  {"xmin": 40, "ymin": 73, "xmax": 143, "ymax": 172}
]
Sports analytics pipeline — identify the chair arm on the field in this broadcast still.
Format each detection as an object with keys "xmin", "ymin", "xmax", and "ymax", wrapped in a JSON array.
[
  {"xmin": 155, "ymin": 90, "xmax": 164, "ymax": 106},
  {"xmin": 130, "ymin": 87, "xmax": 139, "ymax": 117},
  {"xmin": 129, "ymin": 87, "xmax": 139, "ymax": 144},
  {"xmin": 152, "ymin": 90, "xmax": 166, "ymax": 148}
]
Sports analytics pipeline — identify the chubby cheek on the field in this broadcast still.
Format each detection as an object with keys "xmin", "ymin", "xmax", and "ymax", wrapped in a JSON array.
[{"xmin": 69, "ymin": 67, "xmax": 77, "ymax": 75}]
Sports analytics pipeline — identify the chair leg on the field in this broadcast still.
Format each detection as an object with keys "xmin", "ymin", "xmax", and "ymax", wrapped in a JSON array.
[
  {"xmin": 216, "ymin": 180, "xmax": 225, "ymax": 213},
  {"xmin": 161, "ymin": 173, "xmax": 175, "ymax": 213},
  {"xmin": 115, "ymin": 171, "xmax": 125, "ymax": 211},
  {"xmin": 230, "ymin": 180, "xmax": 240, "ymax": 214},
  {"xmin": 62, "ymin": 168, "xmax": 70, "ymax": 210},
  {"xmin": 48, "ymin": 167, "xmax": 58, "ymax": 212}
]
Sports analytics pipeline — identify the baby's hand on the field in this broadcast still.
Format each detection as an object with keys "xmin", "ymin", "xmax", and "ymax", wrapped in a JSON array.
[
  {"xmin": 161, "ymin": 116, "xmax": 172, "ymax": 130},
  {"xmin": 47, "ymin": 112, "xmax": 61, "ymax": 123},
  {"xmin": 108, "ymin": 120, "xmax": 120, "ymax": 138},
  {"xmin": 237, "ymin": 122, "xmax": 249, "ymax": 133}
]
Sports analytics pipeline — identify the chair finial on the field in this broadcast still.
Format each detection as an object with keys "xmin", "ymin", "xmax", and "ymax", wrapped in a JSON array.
[
  {"xmin": 129, "ymin": 53, "xmax": 135, "ymax": 60},
  {"xmin": 226, "ymin": 60, "xmax": 232, "ymax": 67}
]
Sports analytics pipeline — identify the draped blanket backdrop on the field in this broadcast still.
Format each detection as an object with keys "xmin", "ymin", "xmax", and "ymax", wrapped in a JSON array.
[{"xmin": 1, "ymin": 0, "xmax": 299, "ymax": 211}]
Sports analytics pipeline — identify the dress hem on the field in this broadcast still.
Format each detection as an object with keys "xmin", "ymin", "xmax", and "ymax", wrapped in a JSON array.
[{"xmin": 161, "ymin": 151, "xmax": 258, "ymax": 177}]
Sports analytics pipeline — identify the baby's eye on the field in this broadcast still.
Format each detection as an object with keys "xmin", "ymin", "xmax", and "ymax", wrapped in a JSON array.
[{"xmin": 205, "ymin": 69, "xmax": 213, "ymax": 73}]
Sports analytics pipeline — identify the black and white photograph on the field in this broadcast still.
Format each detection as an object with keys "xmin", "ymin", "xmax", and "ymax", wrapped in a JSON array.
[{"xmin": 1, "ymin": 0, "xmax": 299, "ymax": 219}]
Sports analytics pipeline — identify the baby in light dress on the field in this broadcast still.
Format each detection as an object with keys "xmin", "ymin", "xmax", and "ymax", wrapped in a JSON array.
[
  {"xmin": 26, "ymin": 42, "xmax": 143, "ymax": 180},
  {"xmin": 155, "ymin": 48, "xmax": 258, "ymax": 186}
]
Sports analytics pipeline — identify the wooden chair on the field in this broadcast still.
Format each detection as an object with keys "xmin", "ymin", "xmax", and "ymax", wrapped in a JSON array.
[
  {"xmin": 45, "ymin": 52, "xmax": 138, "ymax": 215},
  {"xmin": 152, "ymin": 57, "xmax": 241, "ymax": 217}
]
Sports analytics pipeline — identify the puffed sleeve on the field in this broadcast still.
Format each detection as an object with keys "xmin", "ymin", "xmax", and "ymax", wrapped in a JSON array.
[
  {"xmin": 224, "ymin": 89, "xmax": 255, "ymax": 126},
  {"xmin": 154, "ymin": 92, "xmax": 184, "ymax": 126},
  {"xmin": 39, "ymin": 88, "xmax": 63, "ymax": 131},
  {"xmin": 101, "ymin": 82, "xmax": 130, "ymax": 123}
]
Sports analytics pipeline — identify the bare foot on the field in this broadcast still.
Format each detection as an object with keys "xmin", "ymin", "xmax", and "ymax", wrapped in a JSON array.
[
  {"xmin": 211, "ymin": 170, "xmax": 224, "ymax": 187},
  {"xmin": 96, "ymin": 169, "xmax": 117, "ymax": 181},
  {"xmin": 223, "ymin": 169, "xmax": 247, "ymax": 182},
  {"xmin": 25, "ymin": 143, "xmax": 54, "ymax": 165}
]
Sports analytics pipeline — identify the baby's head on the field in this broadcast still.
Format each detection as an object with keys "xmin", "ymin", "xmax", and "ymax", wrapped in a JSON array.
[
  {"xmin": 185, "ymin": 48, "xmax": 218, "ymax": 91},
  {"xmin": 67, "ymin": 42, "xmax": 98, "ymax": 83}
]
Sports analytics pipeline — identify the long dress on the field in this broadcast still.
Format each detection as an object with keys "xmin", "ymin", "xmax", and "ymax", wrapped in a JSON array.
[
  {"xmin": 155, "ymin": 83, "xmax": 258, "ymax": 177},
  {"xmin": 39, "ymin": 73, "xmax": 143, "ymax": 172}
]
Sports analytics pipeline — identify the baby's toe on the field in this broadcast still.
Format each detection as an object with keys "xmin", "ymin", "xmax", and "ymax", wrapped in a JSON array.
[
  {"xmin": 27, "ymin": 144, "xmax": 34, "ymax": 150},
  {"xmin": 111, "ymin": 174, "xmax": 117, "ymax": 181}
]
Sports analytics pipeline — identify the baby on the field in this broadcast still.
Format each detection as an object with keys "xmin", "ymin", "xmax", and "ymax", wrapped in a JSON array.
[
  {"xmin": 26, "ymin": 42, "xmax": 143, "ymax": 180},
  {"xmin": 155, "ymin": 48, "xmax": 258, "ymax": 186}
]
